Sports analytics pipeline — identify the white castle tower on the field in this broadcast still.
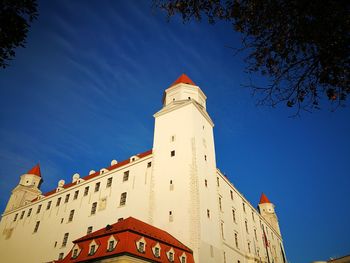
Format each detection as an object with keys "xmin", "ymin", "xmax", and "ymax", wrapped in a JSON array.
[
  {"xmin": 4, "ymin": 164, "xmax": 42, "ymax": 213},
  {"xmin": 150, "ymin": 74, "xmax": 222, "ymax": 262},
  {"xmin": 258, "ymin": 193, "xmax": 281, "ymax": 236}
]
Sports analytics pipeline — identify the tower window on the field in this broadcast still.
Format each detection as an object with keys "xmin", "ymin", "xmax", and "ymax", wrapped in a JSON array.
[
  {"xmin": 204, "ymin": 155, "xmax": 207, "ymax": 161},
  {"xmin": 205, "ymin": 179, "xmax": 208, "ymax": 187},
  {"xmin": 171, "ymin": 150, "xmax": 175, "ymax": 157},
  {"xmin": 56, "ymin": 197, "xmax": 61, "ymax": 206},
  {"xmin": 33, "ymin": 221, "xmax": 40, "ymax": 233},
  {"xmin": 170, "ymin": 180, "xmax": 174, "ymax": 191},
  {"xmin": 13, "ymin": 213, "xmax": 18, "ymax": 222},
  {"xmin": 207, "ymin": 209, "xmax": 210, "ymax": 218},
  {"xmin": 107, "ymin": 177, "xmax": 113, "ymax": 187},
  {"xmin": 91, "ymin": 202, "xmax": 97, "ymax": 215},
  {"xmin": 230, "ymin": 190, "xmax": 233, "ymax": 200},
  {"xmin": 169, "ymin": 210, "xmax": 173, "ymax": 222},
  {"xmin": 74, "ymin": 190, "xmax": 79, "ymax": 200},
  {"xmin": 68, "ymin": 210, "xmax": 75, "ymax": 222},
  {"xmin": 95, "ymin": 182, "xmax": 100, "ymax": 192},
  {"xmin": 235, "ymin": 233, "xmax": 239, "ymax": 248},
  {"xmin": 46, "ymin": 201, "xmax": 52, "ymax": 210},
  {"xmin": 20, "ymin": 211, "xmax": 25, "ymax": 220},
  {"xmin": 27, "ymin": 208, "xmax": 32, "ymax": 217},
  {"xmin": 84, "ymin": 186, "xmax": 89, "ymax": 196},
  {"xmin": 120, "ymin": 192, "xmax": 127, "ymax": 206},
  {"xmin": 147, "ymin": 162, "xmax": 152, "ymax": 167},
  {"xmin": 36, "ymin": 205, "xmax": 42, "ymax": 214},
  {"xmin": 62, "ymin": 233, "xmax": 69, "ymax": 247},
  {"xmin": 171, "ymin": 135, "xmax": 175, "ymax": 142},
  {"xmin": 65, "ymin": 194, "xmax": 70, "ymax": 203},
  {"xmin": 123, "ymin": 171, "xmax": 129, "ymax": 182}
]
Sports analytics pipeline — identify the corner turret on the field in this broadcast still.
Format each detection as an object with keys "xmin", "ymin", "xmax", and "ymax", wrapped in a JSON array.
[
  {"xmin": 258, "ymin": 193, "xmax": 281, "ymax": 235},
  {"xmin": 4, "ymin": 164, "xmax": 43, "ymax": 213}
]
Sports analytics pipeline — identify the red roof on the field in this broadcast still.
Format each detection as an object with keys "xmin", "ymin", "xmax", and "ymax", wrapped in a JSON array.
[
  {"xmin": 27, "ymin": 164, "xmax": 41, "ymax": 177},
  {"xmin": 55, "ymin": 217, "xmax": 194, "ymax": 263},
  {"xmin": 32, "ymin": 150, "xmax": 152, "ymax": 201},
  {"xmin": 170, "ymin": 73, "xmax": 196, "ymax": 87},
  {"xmin": 259, "ymin": 193, "xmax": 271, "ymax": 204}
]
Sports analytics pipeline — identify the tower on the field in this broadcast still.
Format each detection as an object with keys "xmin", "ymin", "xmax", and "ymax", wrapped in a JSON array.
[
  {"xmin": 4, "ymin": 164, "xmax": 42, "ymax": 213},
  {"xmin": 258, "ymin": 193, "xmax": 281, "ymax": 235},
  {"xmin": 150, "ymin": 74, "xmax": 222, "ymax": 263}
]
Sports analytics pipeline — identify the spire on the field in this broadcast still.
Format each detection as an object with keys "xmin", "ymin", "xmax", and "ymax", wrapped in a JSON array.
[
  {"xmin": 259, "ymin": 193, "xmax": 271, "ymax": 204},
  {"xmin": 27, "ymin": 164, "xmax": 41, "ymax": 177},
  {"xmin": 170, "ymin": 73, "xmax": 196, "ymax": 87}
]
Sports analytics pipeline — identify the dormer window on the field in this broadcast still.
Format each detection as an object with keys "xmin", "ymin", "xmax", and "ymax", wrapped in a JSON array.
[
  {"xmin": 72, "ymin": 248, "xmax": 79, "ymax": 259},
  {"xmin": 107, "ymin": 235, "xmax": 117, "ymax": 252},
  {"xmin": 89, "ymin": 245, "xmax": 96, "ymax": 255},
  {"xmin": 180, "ymin": 253, "xmax": 187, "ymax": 263},
  {"xmin": 138, "ymin": 242, "xmax": 145, "ymax": 253},
  {"xmin": 167, "ymin": 248, "xmax": 175, "ymax": 262},
  {"xmin": 136, "ymin": 237, "xmax": 146, "ymax": 253},
  {"xmin": 152, "ymin": 243, "xmax": 161, "ymax": 258}
]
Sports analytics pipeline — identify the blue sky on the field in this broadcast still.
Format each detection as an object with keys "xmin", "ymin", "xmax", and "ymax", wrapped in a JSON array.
[{"xmin": 0, "ymin": 1, "xmax": 349, "ymax": 262}]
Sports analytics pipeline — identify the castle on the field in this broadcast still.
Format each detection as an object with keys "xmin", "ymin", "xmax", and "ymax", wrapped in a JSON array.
[{"xmin": 0, "ymin": 74, "xmax": 287, "ymax": 263}]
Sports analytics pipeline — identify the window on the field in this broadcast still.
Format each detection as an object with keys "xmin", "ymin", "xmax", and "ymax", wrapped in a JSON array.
[
  {"xmin": 252, "ymin": 211, "xmax": 255, "ymax": 221},
  {"xmin": 138, "ymin": 242, "xmax": 145, "ymax": 253},
  {"xmin": 207, "ymin": 209, "xmax": 210, "ymax": 218},
  {"xmin": 169, "ymin": 252, "xmax": 174, "ymax": 261},
  {"xmin": 243, "ymin": 202, "xmax": 246, "ymax": 212},
  {"xmin": 181, "ymin": 256, "xmax": 186, "ymax": 263},
  {"xmin": 13, "ymin": 213, "xmax": 18, "ymax": 222},
  {"xmin": 20, "ymin": 211, "xmax": 25, "ymax": 220},
  {"xmin": 219, "ymin": 197, "xmax": 222, "ymax": 211},
  {"xmin": 72, "ymin": 249, "xmax": 78, "ymax": 258},
  {"xmin": 84, "ymin": 186, "xmax": 89, "ymax": 196},
  {"xmin": 106, "ymin": 177, "xmax": 112, "ymax": 187},
  {"xmin": 170, "ymin": 150, "xmax": 175, "ymax": 157},
  {"xmin": 169, "ymin": 211, "xmax": 173, "ymax": 222},
  {"xmin": 54, "ymin": 241, "xmax": 57, "ymax": 247},
  {"xmin": 62, "ymin": 233, "xmax": 69, "ymax": 247},
  {"xmin": 27, "ymin": 208, "xmax": 32, "ymax": 217},
  {"xmin": 171, "ymin": 135, "xmax": 175, "ymax": 142},
  {"xmin": 120, "ymin": 192, "xmax": 127, "ymax": 206},
  {"xmin": 221, "ymin": 222, "xmax": 224, "ymax": 239},
  {"xmin": 34, "ymin": 221, "xmax": 40, "ymax": 233},
  {"xmin": 95, "ymin": 182, "xmax": 100, "ymax": 192},
  {"xmin": 123, "ymin": 171, "xmax": 129, "ymax": 182},
  {"xmin": 254, "ymin": 229, "xmax": 257, "ymax": 240},
  {"xmin": 108, "ymin": 240, "xmax": 114, "ymax": 251},
  {"xmin": 170, "ymin": 180, "xmax": 174, "ymax": 191},
  {"xmin": 89, "ymin": 245, "xmax": 96, "ymax": 255},
  {"xmin": 47, "ymin": 201, "xmax": 52, "ymax": 210},
  {"xmin": 58, "ymin": 253, "xmax": 64, "ymax": 260},
  {"xmin": 248, "ymin": 242, "xmax": 251, "ymax": 253},
  {"xmin": 232, "ymin": 209, "xmax": 236, "ymax": 223},
  {"xmin": 74, "ymin": 190, "xmax": 79, "ymax": 200},
  {"xmin": 36, "ymin": 205, "xmax": 42, "ymax": 214},
  {"xmin": 65, "ymin": 194, "xmax": 70, "ymax": 203},
  {"xmin": 230, "ymin": 190, "xmax": 233, "ymax": 200},
  {"xmin": 87, "ymin": 226, "xmax": 93, "ymax": 234},
  {"xmin": 235, "ymin": 233, "xmax": 239, "ymax": 248},
  {"xmin": 217, "ymin": 177, "xmax": 220, "ymax": 186},
  {"xmin": 205, "ymin": 179, "xmax": 208, "ymax": 187},
  {"xmin": 56, "ymin": 197, "xmax": 61, "ymax": 206},
  {"xmin": 147, "ymin": 162, "xmax": 152, "ymax": 167},
  {"xmin": 245, "ymin": 220, "xmax": 249, "ymax": 233},
  {"xmin": 68, "ymin": 210, "xmax": 75, "ymax": 222},
  {"xmin": 154, "ymin": 247, "xmax": 160, "ymax": 257},
  {"xmin": 204, "ymin": 155, "xmax": 207, "ymax": 161},
  {"xmin": 118, "ymin": 217, "xmax": 123, "ymax": 222},
  {"xmin": 91, "ymin": 202, "xmax": 97, "ymax": 215}
]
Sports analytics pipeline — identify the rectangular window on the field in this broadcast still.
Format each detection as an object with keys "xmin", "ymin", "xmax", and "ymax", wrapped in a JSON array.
[
  {"xmin": 217, "ymin": 177, "xmax": 220, "ymax": 186},
  {"xmin": 89, "ymin": 245, "xmax": 96, "ymax": 255},
  {"xmin": 123, "ymin": 171, "xmax": 129, "ymax": 182},
  {"xmin": 87, "ymin": 226, "xmax": 93, "ymax": 234},
  {"xmin": 91, "ymin": 202, "xmax": 97, "ymax": 215},
  {"xmin": 72, "ymin": 249, "xmax": 78, "ymax": 258},
  {"xmin": 248, "ymin": 242, "xmax": 251, "ymax": 253},
  {"xmin": 235, "ymin": 233, "xmax": 239, "ymax": 248},
  {"xmin": 230, "ymin": 190, "xmax": 233, "ymax": 200},
  {"xmin": 36, "ymin": 205, "xmax": 42, "ymax": 214},
  {"xmin": 232, "ymin": 209, "xmax": 236, "ymax": 223},
  {"xmin": 204, "ymin": 155, "xmax": 207, "ymax": 161},
  {"xmin": 219, "ymin": 197, "xmax": 222, "ymax": 211},
  {"xmin": 169, "ymin": 252, "xmax": 174, "ymax": 261},
  {"xmin": 155, "ymin": 247, "xmax": 160, "ymax": 257},
  {"xmin": 27, "ymin": 208, "xmax": 32, "ymax": 217},
  {"xmin": 20, "ymin": 211, "xmax": 25, "ymax": 220},
  {"xmin": 207, "ymin": 209, "xmax": 210, "ymax": 218},
  {"xmin": 106, "ymin": 177, "xmax": 112, "ymax": 188},
  {"xmin": 245, "ymin": 220, "xmax": 249, "ymax": 233},
  {"xmin": 181, "ymin": 256, "xmax": 186, "ymax": 263},
  {"xmin": 252, "ymin": 211, "xmax": 255, "ymax": 221},
  {"xmin": 120, "ymin": 192, "xmax": 127, "ymax": 206},
  {"xmin": 68, "ymin": 210, "xmax": 75, "ymax": 222},
  {"xmin": 95, "ymin": 182, "xmax": 100, "ymax": 192},
  {"xmin": 221, "ymin": 222, "xmax": 224, "ymax": 239},
  {"xmin": 13, "ymin": 213, "xmax": 18, "ymax": 222},
  {"xmin": 34, "ymin": 221, "xmax": 40, "ymax": 233},
  {"xmin": 84, "ymin": 186, "xmax": 89, "ymax": 196},
  {"xmin": 65, "ymin": 194, "xmax": 70, "ymax": 203},
  {"xmin": 254, "ymin": 229, "xmax": 257, "ymax": 240},
  {"xmin": 139, "ymin": 242, "xmax": 145, "ymax": 252},
  {"xmin": 205, "ymin": 179, "xmax": 208, "ymax": 187},
  {"xmin": 74, "ymin": 190, "xmax": 79, "ymax": 200},
  {"xmin": 56, "ymin": 197, "xmax": 61, "ymax": 206},
  {"xmin": 58, "ymin": 253, "xmax": 64, "ymax": 260},
  {"xmin": 47, "ymin": 201, "xmax": 52, "ymax": 210},
  {"xmin": 108, "ymin": 240, "xmax": 114, "ymax": 251},
  {"xmin": 170, "ymin": 150, "xmax": 175, "ymax": 157},
  {"xmin": 147, "ymin": 162, "xmax": 152, "ymax": 168},
  {"xmin": 62, "ymin": 233, "xmax": 69, "ymax": 247},
  {"xmin": 243, "ymin": 202, "xmax": 246, "ymax": 212}
]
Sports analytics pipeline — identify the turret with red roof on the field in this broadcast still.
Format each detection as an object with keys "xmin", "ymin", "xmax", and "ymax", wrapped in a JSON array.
[{"xmin": 258, "ymin": 193, "xmax": 281, "ymax": 235}]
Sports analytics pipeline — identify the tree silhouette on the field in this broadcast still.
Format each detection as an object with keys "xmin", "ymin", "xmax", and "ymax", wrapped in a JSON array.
[
  {"xmin": 155, "ymin": 0, "xmax": 350, "ymax": 113},
  {"xmin": 0, "ymin": 0, "xmax": 38, "ymax": 68}
]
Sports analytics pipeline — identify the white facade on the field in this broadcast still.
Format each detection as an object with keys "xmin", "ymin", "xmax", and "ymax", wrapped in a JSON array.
[{"xmin": 0, "ymin": 76, "xmax": 287, "ymax": 263}]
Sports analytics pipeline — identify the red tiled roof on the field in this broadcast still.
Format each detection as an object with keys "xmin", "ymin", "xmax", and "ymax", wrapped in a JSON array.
[
  {"xmin": 56, "ymin": 217, "xmax": 194, "ymax": 263},
  {"xmin": 259, "ymin": 193, "xmax": 271, "ymax": 204},
  {"xmin": 169, "ymin": 73, "xmax": 196, "ymax": 87},
  {"xmin": 27, "ymin": 164, "xmax": 41, "ymax": 177},
  {"xmin": 33, "ymin": 150, "xmax": 152, "ymax": 201}
]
